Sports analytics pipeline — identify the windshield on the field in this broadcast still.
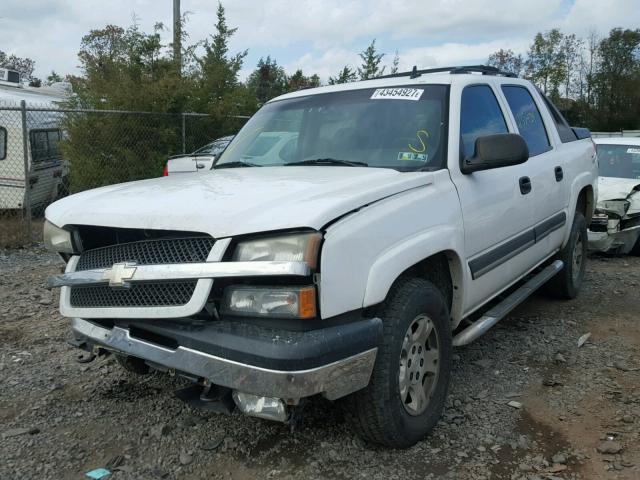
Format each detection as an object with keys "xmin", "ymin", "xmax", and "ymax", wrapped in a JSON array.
[
  {"xmin": 216, "ymin": 85, "xmax": 449, "ymax": 171},
  {"xmin": 597, "ymin": 144, "xmax": 640, "ymax": 179}
]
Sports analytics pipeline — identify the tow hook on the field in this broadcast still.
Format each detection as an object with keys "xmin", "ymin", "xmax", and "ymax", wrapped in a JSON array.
[{"xmin": 74, "ymin": 351, "xmax": 96, "ymax": 364}]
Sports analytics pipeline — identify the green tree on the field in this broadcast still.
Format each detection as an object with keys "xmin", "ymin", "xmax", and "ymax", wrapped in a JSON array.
[
  {"xmin": 328, "ymin": 66, "xmax": 358, "ymax": 84},
  {"xmin": 390, "ymin": 50, "xmax": 400, "ymax": 74},
  {"xmin": 591, "ymin": 28, "xmax": 640, "ymax": 130},
  {"xmin": 487, "ymin": 49, "xmax": 524, "ymax": 76},
  {"xmin": 286, "ymin": 69, "xmax": 320, "ymax": 92},
  {"xmin": 47, "ymin": 71, "xmax": 63, "ymax": 84},
  {"xmin": 525, "ymin": 29, "xmax": 566, "ymax": 99},
  {"xmin": 61, "ymin": 4, "xmax": 254, "ymax": 193},
  {"xmin": 246, "ymin": 56, "xmax": 287, "ymax": 104},
  {"xmin": 191, "ymin": 2, "xmax": 254, "ymax": 139},
  {"xmin": 358, "ymin": 39, "xmax": 385, "ymax": 80}
]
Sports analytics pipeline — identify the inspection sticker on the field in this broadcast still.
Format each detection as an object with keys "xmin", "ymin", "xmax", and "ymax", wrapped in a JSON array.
[
  {"xmin": 371, "ymin": 88, "xmax": 424, "ymax": 101},
  {"xmin": 398, "ymin": 152, "xmax": 428, "ymax": 162},
  {"xmin": 627, "ymin": 148, "xmax": 640, "ymax": 154}
]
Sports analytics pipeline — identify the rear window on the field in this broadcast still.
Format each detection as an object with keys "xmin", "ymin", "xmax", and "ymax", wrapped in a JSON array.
[
  {"xmin": 29, "ymin": 128, "xmax": 62, "ymax": 163},
  {"xmin": 597, "ymin": 144, "xmax": 640, "ymax": 179},
  {"xmin": 501, "ymin": 86, "xmax": 551, "ymax": 156},
  {"xmin": 0, "ymin": 127, "xmax": 6, "ymax": 160}
]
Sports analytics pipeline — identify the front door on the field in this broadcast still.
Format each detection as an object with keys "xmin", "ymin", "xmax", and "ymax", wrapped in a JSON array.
[{"xmin": 449, "ymin": 82, "xmax": 539, "ymax": 315}]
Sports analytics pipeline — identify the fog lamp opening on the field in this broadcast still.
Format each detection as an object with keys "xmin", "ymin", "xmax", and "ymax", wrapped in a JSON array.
[{"xmin": 232, "ymin": 391, "xmax": 289, "ymax": 422}]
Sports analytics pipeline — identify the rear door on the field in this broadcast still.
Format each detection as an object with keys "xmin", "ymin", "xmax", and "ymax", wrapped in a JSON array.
[
  {"xmin": 449, "ymin": 81, "xmax": 539, "ymax": 314},
  {"xmin": 500, "ymin": 84, "xmax": 567, "ymax": 253}
]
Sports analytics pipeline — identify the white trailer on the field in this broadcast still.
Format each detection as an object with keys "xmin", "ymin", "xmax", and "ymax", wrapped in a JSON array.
[{"xmin": 0, "ymin": 68, "xmax": 72, "ymax": 212}]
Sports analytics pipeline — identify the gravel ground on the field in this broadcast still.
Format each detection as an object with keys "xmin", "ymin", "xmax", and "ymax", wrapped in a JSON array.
[{"xmin": 1, "ymin": 248, "xmax": 639, "ymax": 480}]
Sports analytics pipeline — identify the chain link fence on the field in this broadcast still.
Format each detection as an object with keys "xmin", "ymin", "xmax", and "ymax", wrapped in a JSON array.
[{"xmin": 0, "ymin": 101, "xmax": 247, "ymax": 247}]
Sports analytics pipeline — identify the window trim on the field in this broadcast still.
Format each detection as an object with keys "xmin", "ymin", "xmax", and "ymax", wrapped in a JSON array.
[
  {"xmin": 459, "ymin": 83, "xmax": 511, "ymax": 166},
  {"xmin": 536, "ymin": 88, "xmax": 578, "ymax": 143},
  {"xmin": 0, "ymin": 127, "xmax": 6, "ymax": 161},
  {"xmin": 500, "ymin": 84, "xmax": 552, "ymax": 157},
  {"xmin": 29, "ymin": 128, "xmax": 62, "ymax": 163}
]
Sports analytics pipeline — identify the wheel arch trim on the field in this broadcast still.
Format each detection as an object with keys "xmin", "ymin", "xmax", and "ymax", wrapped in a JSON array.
[{"xmin": 362, "ymin": 226, "xmax": 465, "ymax": 325}]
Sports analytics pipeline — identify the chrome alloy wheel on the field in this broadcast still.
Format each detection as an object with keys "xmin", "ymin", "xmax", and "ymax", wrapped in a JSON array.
[{"xmin": 399, "ymin": 314, "xmax": 440, "ymax": 416}]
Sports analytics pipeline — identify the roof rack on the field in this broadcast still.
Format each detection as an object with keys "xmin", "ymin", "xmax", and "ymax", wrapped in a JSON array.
[{"xmin": 376, "ymin": 65, "xmax": 517, "ymax": 80}]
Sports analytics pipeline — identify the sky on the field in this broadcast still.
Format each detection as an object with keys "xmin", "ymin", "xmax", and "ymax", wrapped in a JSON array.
[{"xmin": 1, "ymin": 0, "xmax": 639, "ymax": 83}]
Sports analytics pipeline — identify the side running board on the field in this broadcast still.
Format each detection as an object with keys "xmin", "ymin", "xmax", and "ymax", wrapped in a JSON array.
[{"xmin": 452, "ymin": 260, "xmax": 564, "ymax": 347}]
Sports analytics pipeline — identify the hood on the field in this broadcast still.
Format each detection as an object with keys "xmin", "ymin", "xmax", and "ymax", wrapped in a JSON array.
[
  {"xmin": 46, "ymin": 167, "xmax": 433, "ymax": 238},
  {"xmin": 598, "ymin": 176, "xmax": 640, "ymax": 216}
]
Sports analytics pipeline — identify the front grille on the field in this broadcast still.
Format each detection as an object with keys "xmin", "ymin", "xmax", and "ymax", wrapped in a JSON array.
[
  {"xmin": 76, "ymin": 237, "xmax": 215, "ymax": 271},
  {"xmin": 70, "ymin": 281, "xmax": 197, "ymax": 308}
]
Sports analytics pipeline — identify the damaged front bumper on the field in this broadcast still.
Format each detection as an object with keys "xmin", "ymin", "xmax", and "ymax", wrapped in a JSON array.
[
  {"xmin": 70, "ymin": 316, "xmax": 381, "ymax": 404},
  {"xmin": 588, "ymin": 209, "xmax": 640, "ymax": 254}
]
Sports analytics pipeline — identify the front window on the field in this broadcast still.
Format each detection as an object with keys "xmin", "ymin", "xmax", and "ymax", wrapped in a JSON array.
[
  {"xmin": 597, "ymin": 144, "xmax": 640, "ymax": 179},
  {"xmin": 216, "ymin": 85, "xmax": 449, "ymax": 171},
  {"xmin": 460, "ymin": 85, "xmax": 508, "ymax": 159}
]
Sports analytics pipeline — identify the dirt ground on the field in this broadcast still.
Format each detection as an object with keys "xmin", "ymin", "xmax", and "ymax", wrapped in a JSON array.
[{"xmin": 1, "ymin": 248, "xmax": 639, "ymax": 480}]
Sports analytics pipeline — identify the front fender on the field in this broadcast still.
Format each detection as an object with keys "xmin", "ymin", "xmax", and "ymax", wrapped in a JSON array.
[
  {"xmin": 319, "ymin": 171, "xmax": 464, "ymax": 320},
  {"xmin": 362, "ymin": 225, "xmax": 465, "ymax": 321}
]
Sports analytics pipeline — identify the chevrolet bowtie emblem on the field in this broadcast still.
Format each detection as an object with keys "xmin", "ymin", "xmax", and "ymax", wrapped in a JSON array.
[{"xmin": 102, "ymin": 262, "xmax": 137, "ymax": 287}]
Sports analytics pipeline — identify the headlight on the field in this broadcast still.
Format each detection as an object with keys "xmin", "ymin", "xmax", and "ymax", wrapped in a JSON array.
[
  {"xmin": 233, "ymin": 232, "xmax": 321, "ymax": 268},
  {"xmin": 43, "ymin": 220, "xmax": 75, "ymax": 253},
  {"xmin": 600, "ymin": 200, "xmax": 630, "ymax": 218},
  {"xmin": 221, "ymin": 285, "xmax": 317, "ymax": 319}
]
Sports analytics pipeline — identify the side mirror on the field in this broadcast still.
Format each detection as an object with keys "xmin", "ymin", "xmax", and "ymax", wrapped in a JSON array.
[{"xmin": 461, "ymin": 133, "xmax": 529, "ymax": 174}]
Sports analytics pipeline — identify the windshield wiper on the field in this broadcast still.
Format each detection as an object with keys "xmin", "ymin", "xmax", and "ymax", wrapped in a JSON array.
[
  {"xmin": 286, "ymin": 158, "xmax": 368, "ymax": 167},
  {"xmin": 212, "ymin": 161, "xmax": 261, "ymax": 169}
]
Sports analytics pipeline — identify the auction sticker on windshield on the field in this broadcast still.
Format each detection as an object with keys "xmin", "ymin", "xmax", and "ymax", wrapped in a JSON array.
[
  {"xmin": 627, "ymin": 148, "xmax": 640, "ymax": 154},
  {"xmin": 371, "ymin": 88, "xmax": 424, "ymax": 101}
]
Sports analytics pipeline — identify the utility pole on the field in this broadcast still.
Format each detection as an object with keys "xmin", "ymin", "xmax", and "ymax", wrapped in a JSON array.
[{"xmin": 173, "ymin": 0, "xmax": 181, "ymax": 71}]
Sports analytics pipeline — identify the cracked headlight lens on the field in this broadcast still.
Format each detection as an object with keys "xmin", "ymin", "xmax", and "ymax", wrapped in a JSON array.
[
  {"xmin": 232, "ymin": 232, "xmax": 321, "ymax": 268},
  {"xmin": 43, "ymin": 220, "xmax": 75, "ymax": 253}
]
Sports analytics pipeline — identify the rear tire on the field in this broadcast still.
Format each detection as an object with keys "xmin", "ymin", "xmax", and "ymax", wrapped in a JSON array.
[
  {"xmin": 547, "ymin": 212, "xmax": 587, "ymax": 299},
  {"xmin": 342, "ymin": 277, "xmax": 452, "ymax": 448}
]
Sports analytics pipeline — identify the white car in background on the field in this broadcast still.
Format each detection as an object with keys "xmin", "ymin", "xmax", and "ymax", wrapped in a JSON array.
[
  {"xmin": 588, "ymin": 137, "xmax": 640, "ymax": 254},
  {"xmin": 164, "ymin": 136, "xmax": 234, "ymax": 175}
]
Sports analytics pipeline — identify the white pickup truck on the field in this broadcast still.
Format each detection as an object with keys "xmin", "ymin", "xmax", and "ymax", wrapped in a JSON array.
[{"xmin": 44, "ymin": 66, "xmax": 597, "ymax": 448}]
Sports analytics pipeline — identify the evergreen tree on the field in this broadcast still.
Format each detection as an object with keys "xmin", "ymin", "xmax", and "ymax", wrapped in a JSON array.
[
  {"xmin": 286, "ymin": 69, "xmax": 320, "ymax": 91},
  {"xmin": 328, "ymin": 66, "xmax": 358, "ymax": 84},
  {"xmin": 390, "ymin": 50, "xmax": 400, "ymax": 74},
  {"xmin": 358, "ymin": 39, "xmax": 385, "ymax": 80},
  {"xmin": 246, "ymin": 56, "xmax": 287, "ymax": 104}
]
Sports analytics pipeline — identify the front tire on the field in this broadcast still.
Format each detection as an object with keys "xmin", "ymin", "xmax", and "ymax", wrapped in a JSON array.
[
  {"xmin": 342, "ymin": 277, "xmax": 452, "ymax": 448},
  {"xmin": 547, "ymin": 211, "xmax": 587, "ymax": 299}
]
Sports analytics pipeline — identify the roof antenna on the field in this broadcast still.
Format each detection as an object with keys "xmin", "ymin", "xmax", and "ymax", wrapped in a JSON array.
[{"xmin": 409, "ymin": 65, "xmax": 420, "ymax": 79}]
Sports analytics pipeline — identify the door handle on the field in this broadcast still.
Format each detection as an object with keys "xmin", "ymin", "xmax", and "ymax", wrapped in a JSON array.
[
  {"xmin": 519, "ymin": 176, "xmax": 532, "ymax": 195},
  {"xmin": 554, "ymin": 166, "xmax": 563, "ymax": 181},
  {"xmin": 196, "ymin": 163, "xmax": 205, "ymax": 169}
]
